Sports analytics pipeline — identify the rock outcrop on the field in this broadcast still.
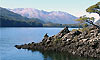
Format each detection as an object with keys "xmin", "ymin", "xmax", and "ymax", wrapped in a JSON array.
[{"xmin": 15, "ymin": 26, "xmax": 100, "ymax": 58}]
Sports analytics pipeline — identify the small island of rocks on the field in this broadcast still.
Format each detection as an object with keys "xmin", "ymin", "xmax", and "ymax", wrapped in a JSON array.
[{"xmin": 15, "ymin": 26, "xmax": 100, "ymax": 58}]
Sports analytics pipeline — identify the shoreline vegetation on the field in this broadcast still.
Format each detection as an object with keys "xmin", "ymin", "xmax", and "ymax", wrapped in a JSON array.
[
  {"xmin": 0, "ymin": 24, "xmax": 83, "ymax": 28},
  {"xmin": 15, "ymin": 26, "xmax": 100, "ymax": 58}
]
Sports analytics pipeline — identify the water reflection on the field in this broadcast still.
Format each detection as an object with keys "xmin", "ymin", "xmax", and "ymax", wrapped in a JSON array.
[{"xmin": 31, "ymin": 50, "xmax": 99, "ymax": 60}]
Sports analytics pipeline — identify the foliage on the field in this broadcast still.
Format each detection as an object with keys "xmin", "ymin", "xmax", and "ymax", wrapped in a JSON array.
[
  {"xmin": 75, "ymin": 1, "xmax": 100, "ymax": 29},
  {"xmin": 43, "ymin": 23, "xmax": 83, "ymax": 28},
  {"xmin": 86, "ymin": 2, "xmax": 100, "ymax": 16},
  {"xmin": 72, "ymin": 29, "xmax": 78, "ymax": 32},
  {"xmin": 0, "ymin": 16, "xmax": 43, "ymax": 27},
  {"xmin": 75, "ymin": 15, "xmax": 95, "ymax": 26},
  {"xmin": 78, "ymin": 27, "xmax": 89, "ymax": 32}
]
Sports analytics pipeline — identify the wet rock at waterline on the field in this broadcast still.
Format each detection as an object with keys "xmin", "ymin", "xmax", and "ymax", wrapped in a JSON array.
[{"xmin": 15, "ymin": 26, "xmax": 100, "ymax": 58}]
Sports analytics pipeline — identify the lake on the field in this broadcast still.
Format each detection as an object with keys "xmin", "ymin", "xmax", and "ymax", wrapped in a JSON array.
[{"xmin": 0, "ymin": 28, "xmax": 99, "ymax": 60}]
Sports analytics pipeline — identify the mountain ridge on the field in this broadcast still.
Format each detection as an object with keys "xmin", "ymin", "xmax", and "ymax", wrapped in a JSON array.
[
  {"xmin": 0, "ymin": 7, "xmax": 43, "ymax": 27},
  {"xmin": 9, "ymin": 8, "xmax": 78, "ymax": 24}
]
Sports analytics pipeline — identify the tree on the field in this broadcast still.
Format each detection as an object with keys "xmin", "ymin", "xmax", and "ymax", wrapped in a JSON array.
[
  {"xmin": 76, "ymin": 15, "xmax": 100, "ymax": 28},
  {"xmin": 86, "ymin": 2, "xmax": 100, "ymax": 16},
  {"xmin": 76, "ymin": 2, "xmax": 100, "ymax": 29},
  {"xmin": 76, "ymin": 15, "xmax": 93, "ymax": 24}
]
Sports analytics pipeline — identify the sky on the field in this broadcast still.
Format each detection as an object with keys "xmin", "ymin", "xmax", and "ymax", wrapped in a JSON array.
[{"xmin": 0, "ymin": 0, "xmax": 100, "ymax": 21}]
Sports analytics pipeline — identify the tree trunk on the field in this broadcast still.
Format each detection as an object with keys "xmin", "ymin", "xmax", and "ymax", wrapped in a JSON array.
[{"xmin": 86, "ymin": 20, "xmax": 100, "ymax": 29}]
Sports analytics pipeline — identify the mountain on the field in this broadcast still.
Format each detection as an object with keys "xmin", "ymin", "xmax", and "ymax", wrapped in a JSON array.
[
  {"xmin": 0, "ymin": 7, "xmax": 43, "ymax": 27},
  {"xmin": 9, "ymin": 8, "xmax": 78, "ymax": 24}
]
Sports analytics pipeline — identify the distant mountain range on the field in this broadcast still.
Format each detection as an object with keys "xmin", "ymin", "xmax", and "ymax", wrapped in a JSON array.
[
  {"xmin": 0, "ymin": 7, "xmax": 43, "ymax": 27},
  {"xmin": 9, "ymin": 8, "xmax": 78, "ymax": 24},
  {"xmin": 0, "ymin": 7, "xmax": 82, "ymax": 27}
]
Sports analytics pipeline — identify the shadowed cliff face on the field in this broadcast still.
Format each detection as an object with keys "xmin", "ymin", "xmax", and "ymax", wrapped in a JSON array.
[{"xmin": 15, "ymin": 26, "xmax": 100, "ymax": 58}]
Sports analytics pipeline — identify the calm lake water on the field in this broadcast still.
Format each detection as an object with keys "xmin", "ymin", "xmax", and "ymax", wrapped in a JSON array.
[{"xmin": 0, "ymin": 28, "xmax": 99, "ymax": 60}]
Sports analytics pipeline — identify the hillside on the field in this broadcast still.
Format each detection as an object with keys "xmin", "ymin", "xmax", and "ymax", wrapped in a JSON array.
[
  {"xmin": 9, "ymin": 8, "xmax": 78, "ymax": 24},
  {"xmin": 0, "ymin": 7, "xmax": 43, "ymax": 27}
]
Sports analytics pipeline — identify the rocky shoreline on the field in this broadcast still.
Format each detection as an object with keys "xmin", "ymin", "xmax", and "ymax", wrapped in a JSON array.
[{"xmin": 15, "ymin": 26, "xmax": 100, "ymax": 58}]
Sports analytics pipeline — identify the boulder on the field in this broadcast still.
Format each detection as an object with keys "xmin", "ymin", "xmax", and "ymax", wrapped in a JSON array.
[
  {"xmin": 44, "ymin": 33, "xmax": 49, "ymax": 38},
  {"xmin": 55, "ymin": 27, "xmax": 70, "ymax": 38},
  {"xmin": 15, "ymin": 45, "xmax": 22, "ymax": 49}
]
